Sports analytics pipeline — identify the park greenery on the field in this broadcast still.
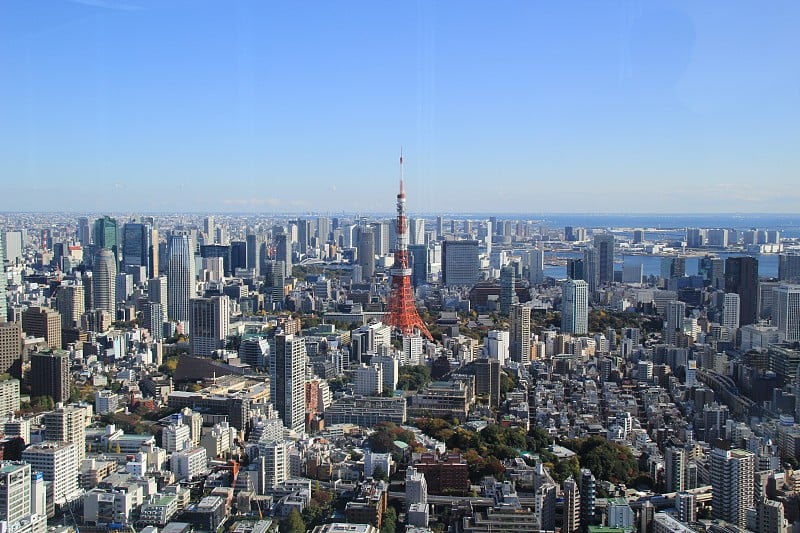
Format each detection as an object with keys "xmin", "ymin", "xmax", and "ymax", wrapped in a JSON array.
[
  {"xmin": 413, "ymin": 417, "xmax": 643, "ymax": 486},
  {"xmin": 397, "ymin": 365, "xmax": 432, "ymax": 391}
]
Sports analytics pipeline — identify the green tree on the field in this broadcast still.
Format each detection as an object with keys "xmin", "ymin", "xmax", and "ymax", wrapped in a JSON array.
[
  {"xmin": 372, "ymin": 465, "xmax": 388, "ymax": 482},
  {"xmin": 280, "ymin": 509, "xmax": 306, "ymax": 533},
  {"xmin": 380, "ymin": 506, "xmax": 397, "ymax": 533}
]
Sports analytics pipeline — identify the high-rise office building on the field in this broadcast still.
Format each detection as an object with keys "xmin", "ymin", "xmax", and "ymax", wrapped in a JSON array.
[
  {"xmin": 409, "ymin": 218, "xmax": 425, "ymax": 246},
  {"xmin": 44, "ymin": 405, "xmax": 86, "ymax": 462},
  {"xmin": 699, "ymin": 255, "xmax": 725, "ymax": 289},
  {"xmin": 528, "ymin": 248, "xmax": 544, "ymax": 285},
  {"xmin": 30, "ymin": 351, "xmax": 70, "ymax": 404},
  {"xmin": 264, "ymin": 260, "xmax": 285, "ymax": 311},
  {"xmin": 408, "ymin": 245, "xmax": 428, "ymax": 287},
  {"xmin": 245, "ymin": 234, "xmax": 262, "ymax": 276},
  {"xmin": 92, "ymin": 216, "xmax": 118, "ymax": 262},
  {"xmin": 200, "ymin": 245, "xmax": 231, "ymax": 277},
  {"xmin": 663, "ymin": 300, "xmax": 686, "ymax": 346},
  {"xmin": 0, "ymin": 233, "xmax": 7, "ymax": 322},
  {"xmin": 675, "ymin": 491, "xmax": 696, "ymax": 524},
  {"xmin": 499, "ymin": 266, "xmax": 516, "ymax": 316},
  {"xmin": 725, "ymin": 256, "xmax": 759, "ymax": 326},
  {"xmin": 774, "ymin": 285, "xmax": 800, "ymax": 343},
  {"xmin": 0, "ymin": 321, "xmax": 22, "ymax": 377},
  {"xmin": 148, "ymin": 276, "xmax": 168, "ymax": 323},
  {"xmin": 77, "ymin": 216, "xmax": 91, "ymax": 247},
  {"xmin": 593, "ymin": 233, "xmax": 614, "ymax": 287},
  {"xmin": 442, "ymin": 240, "xmax": 479, "ymax": 286},
  {"xmin": 166, "ymin": 233, "xmax": 194, "ymax": 325},
  {"xmin": 230, "ymin": 241, "xmax": 247, "ymax": 272},
  {"xmin": 566, "ymin": 258, "xmax": 585, "ymax": 281},
  {"xmin": 509, "ymin": 303, "xmax": 531, "ymax": 364},
  {"xmin": 22, "ymin": 307, "xmax": 61, "ymax": 350},
  {"xmin": 778, "ymin": 254, "xmax": 800, "ymax": 283},
  {"xmin": 122, "ymin": 222, "xmax": 154, "ymax": 277},
  {"xmin": 142, "ymin": 302, "xmax": 164, "ymax": 341},
  {"xmin": 270, "ymin": 334, "xmax": 306, "ymax": 433},
  {"xmin": 56, "ymin": 284, "xmax": 84, "ymax": 330},
  {"xmin": 357, "ymin": 228, "xmax": 375, "ymax": 279},
  {"xmin": 115, "ymin": 273, "xmax": 133, "ymax": 304},
  {"xmin": 474, "ymin": 357, "xmax": 500, "ymax": 407},
  {"xmin": 275, "ymin": 233, "xmax": 292, "ymax": 278},
  {"xmin": 710, "ymin": 447, "xmax": 754, "ymax": 528},
  {"xmin": 562, "ymin": 279, "xmax": 589, "ymax": 335},
  {"xmin": 92, "ymin": 249, "xmax": 117, "ymax": 315},
  {"xmin": 189, "ymin": 296, "xmax": 229, "ymax": 357},
  {"xmin": 722, "ymin": 293, "xmax": 741, "ymax": 330}
]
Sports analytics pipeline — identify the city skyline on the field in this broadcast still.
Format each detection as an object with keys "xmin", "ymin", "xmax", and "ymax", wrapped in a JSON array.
[{"xmin": 2, "ymin": 1, "xmax": 799, "ymax": 213}]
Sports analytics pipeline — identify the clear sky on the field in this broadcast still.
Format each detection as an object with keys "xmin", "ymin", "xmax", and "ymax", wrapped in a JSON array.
[{"xmin": 1, "ymin": 1, "xmax": 799, "ymax": 214}]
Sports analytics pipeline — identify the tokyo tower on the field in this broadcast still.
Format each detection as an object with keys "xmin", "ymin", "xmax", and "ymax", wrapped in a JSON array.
[{"xmin": 383, "ymin": 151, "xmax": 433, "ymax": 341}]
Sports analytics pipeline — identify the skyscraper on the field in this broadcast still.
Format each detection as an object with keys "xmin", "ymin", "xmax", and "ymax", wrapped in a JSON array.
[
  {"xmin": 189, "ymin": 296, "xmax": 230, "ymax": 357},
  {"xmin": 408, "ymin": 245, "xmax": 428, "ymax": 287},
  {"xmin": 528, "ymin": 248, "xmax": 544, "ymax": 285},
  {"xmin": 275, "ymin": 233, "xmax": 292, "ymax": 278},
  {"xmin": 0, "ymin": 321, "xmax": 22, "ymax": 377},
  {"xmin": 774, "ymin": 285, "xmax": 800, "ymax": 342},
  {"xmin": 499, "ymin": 265, "xmax": 516, "ymax": 316},
  {"xmin": 562, "ymin": 279, "xmax": 589, "ymax": 335},
  {"xmin": 77, "ymin": 216, "xmax": 91, "ymax": 247},
  {"xmin": 166, "ymin": 233, "xmax": 194, "ymax": 326},
  {"xmin": 357, "ymin": 228, "xmax": 375, "ymax": 280},
  {"xmin": 699, "ymin": 255, "xmax": 725, "ymax": 289},
  {"xmin": 264, "ymin": 260, "xmax": 285, "ymax": 311},
  {"xmin": 710, "ymin": 447, "xmax": 754, "ymax": 528},
  {"xmin": 442, "ymin": 240, "xmax": 479, "ymax": 286},
  {"xmin": 92, "ymin": 216, "xmax": 118, "ymax": 262},
  {"xmin": 92, "ymin": 249, "xmax": 117, "ymax": 315},
  {"xmin": 122, "ymin": 222, "xmax": 154, "ymax": 277},
  {"xmin": 778, "ymin": 254, "xmax": 800, "ymax": 283},
  {"xmin": 270, "ymin": 334, "xmax": 306, "ymax": 433},
  {"xmin": 725, "ymin": 256, "xmax": 759, "ymax": 326},
  {"xmin": 663, "ymin": 300, "xmax": 686, "ymax": 346},
  {"xmin": 593, "ymin": 233, "xmax": 614, "ymax": 287},
  {"xmin": 509, "ymin": 303, "xmax": 531, "ymax": 364},
  {"xmin": 30, "ymin": 351, "xmax": 70, "ymax": 404},
  {"xmin": 0, "ymin": 233, "xmax": 7, "ymax": 321},
  {"xmin": 148, "ymin": 276, "xmax": 168, "ymax": 323},
  {"xmin": 722, "ymin": 293, "xmax": 741, "ymax": 330},
  {"xmin": 56, "ymin": 284, "xmax": 85, "ymax": 329},
  {"xmin": 22, "ymin": 307, "xmax": 61, "ymax": 351},
  {"xmin": 246, "ymin": 234, "xmax": 262, "ymax": 276}
]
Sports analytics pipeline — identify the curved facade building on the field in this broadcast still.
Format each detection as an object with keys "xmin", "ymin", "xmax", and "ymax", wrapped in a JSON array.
[
  {"xmin": 92, "ymin": 249, "xmax": 117, "ymax": 314},
  {"xmin": 167, "ymin": 233, "xmax": 194, "ymax": 326}
]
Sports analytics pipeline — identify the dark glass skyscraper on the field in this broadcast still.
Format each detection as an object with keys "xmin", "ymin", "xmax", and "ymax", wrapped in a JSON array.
[
  {"xmin": 725, "ymin": 256, "xmax": 759, "ymax": 326},
  {"xmin": 93, "ymin": 216, "xmax": 118, "ymax": 261}
]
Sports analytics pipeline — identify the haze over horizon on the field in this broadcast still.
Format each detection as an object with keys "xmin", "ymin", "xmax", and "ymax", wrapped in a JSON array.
[{"xmin": 2, "ymin": 1, "xmax": 798, "ymax": 214}]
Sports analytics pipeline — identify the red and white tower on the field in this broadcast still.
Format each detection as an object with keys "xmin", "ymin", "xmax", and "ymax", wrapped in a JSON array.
[{"xmin": 383, "ymin": 151, "xmax": 433, "ymax": 341}]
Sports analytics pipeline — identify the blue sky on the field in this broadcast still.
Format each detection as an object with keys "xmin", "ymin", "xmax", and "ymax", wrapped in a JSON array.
[{"xmin": 1, "ymin": 1, "xmax": 799, "ymax": 214}]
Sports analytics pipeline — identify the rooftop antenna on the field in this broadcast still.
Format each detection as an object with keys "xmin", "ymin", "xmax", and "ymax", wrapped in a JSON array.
[{"xmin": 399, "ymin": 145, "xmax": 405, "ymax": 196}]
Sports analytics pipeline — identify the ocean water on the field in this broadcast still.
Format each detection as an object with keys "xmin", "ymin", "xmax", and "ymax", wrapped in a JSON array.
[{"xmin": 544, "ymin": 251, "xmax": 779, "ymax": 280}]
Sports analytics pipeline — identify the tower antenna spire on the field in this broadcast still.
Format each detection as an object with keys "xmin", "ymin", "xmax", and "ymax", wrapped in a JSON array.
[{"xmin": 399, "ymin": 145, "xmax": 404, "ymax": 195}]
